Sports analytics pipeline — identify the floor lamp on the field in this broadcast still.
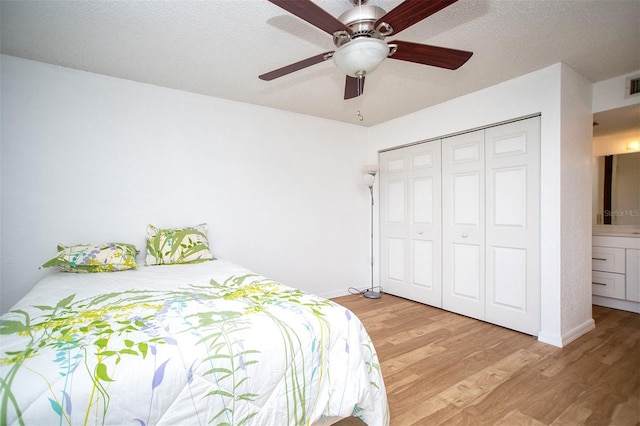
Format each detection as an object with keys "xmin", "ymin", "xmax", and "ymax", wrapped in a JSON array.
[{"xmin": 363, "ymin": 165, "xmax": 381, "ymax": 299}]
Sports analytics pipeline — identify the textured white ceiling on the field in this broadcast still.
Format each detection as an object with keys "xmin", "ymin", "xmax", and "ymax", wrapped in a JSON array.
[{"xmin": 1, "ymin": 0, "xmax": 639, "ymax": 126}]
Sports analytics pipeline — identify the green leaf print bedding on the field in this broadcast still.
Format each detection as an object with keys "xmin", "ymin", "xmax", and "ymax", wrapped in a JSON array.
[{"xmin": 0, "ymin": 259, "xmax": 389, "ymax": 426}]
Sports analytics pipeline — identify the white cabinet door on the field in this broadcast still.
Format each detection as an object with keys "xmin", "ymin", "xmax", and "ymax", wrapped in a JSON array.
[
  {"xmin": 442, "ymin": 130, "xmax": 485, "ymax": 320},
  {"xmin": 380, "ymin": 142, "xmax": 442, "ymax": 306},
  {"xmin": 626, "ymin": 249, "xmax": 640, "ymax": 302},
  {"xmin": 484, "ymin": 117, "xmax": 540, "ymax": 335}
]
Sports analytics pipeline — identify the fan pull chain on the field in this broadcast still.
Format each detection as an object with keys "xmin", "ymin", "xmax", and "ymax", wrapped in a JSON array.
[{"xmin": 356, "ymin": 75, "xmax": 364, "ymax": 121}]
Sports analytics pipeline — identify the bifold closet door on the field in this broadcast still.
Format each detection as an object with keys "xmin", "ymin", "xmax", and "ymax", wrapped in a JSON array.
[
  {"xmin": 484, "ymin": 117, "xmax": 540, "ymax": 335},
  {"xmin": 441, "ymin": 118, "xmax": 540, "ymax": 334},
  {"xmin": 379, "ymin": 117, "xmax": 540, "ymax": 335},
  {"xmin": 379, "ymin": 142, "xmax": 442, "ymax": 306},
  {"xmin": 441, "ymin": 130, "xmax": 486, "ymax": 320}
]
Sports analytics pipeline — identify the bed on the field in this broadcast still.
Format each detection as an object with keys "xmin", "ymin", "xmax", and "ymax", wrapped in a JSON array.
[{"xmin": 0, "ymin": 258, "xmax": 389, "ymax": 425}]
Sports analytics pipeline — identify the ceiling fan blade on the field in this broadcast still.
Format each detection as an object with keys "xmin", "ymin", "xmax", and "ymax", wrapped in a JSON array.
[
  {"xmin": 376, "ymin": 0, "xmax": 459, "ymax": 36},
  {"xmin": 267, "ymin": 0, "xmax": 352, "ymax": 36},
  {"xmin": 259, "ymin": 51, "xmax": 333, "ymax": 81},
  {"xmin": 344, "ymin": 75, "xmax": 365, "ymax": 100},
  {"xmin": 389, "ymin": 40, "xmax": 472, "ymax": 70}
]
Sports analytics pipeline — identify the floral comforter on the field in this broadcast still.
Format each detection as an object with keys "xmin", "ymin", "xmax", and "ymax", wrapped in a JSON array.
[{"xmin": 0, "ymin": 259, "xmax": 388, "ymax": 425}]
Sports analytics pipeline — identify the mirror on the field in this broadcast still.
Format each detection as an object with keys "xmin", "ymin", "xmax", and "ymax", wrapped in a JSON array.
[
  {"xmin": 594, "ymin": 152, "xmax": 640, "ymax": 225},
  {"xmin": 593, "ymin": 104, "xmax": 640, "ymax": 226}
]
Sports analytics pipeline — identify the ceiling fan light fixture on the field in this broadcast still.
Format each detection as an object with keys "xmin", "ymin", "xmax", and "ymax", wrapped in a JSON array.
[{"xmin": 332, "ymin": 38, "xmax": 389, "ymax": 78}]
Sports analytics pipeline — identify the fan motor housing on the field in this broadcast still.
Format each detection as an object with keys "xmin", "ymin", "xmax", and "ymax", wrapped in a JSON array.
[{"xmin": 336, "ymin": 4, "xmax": 387, "ymax": 44}]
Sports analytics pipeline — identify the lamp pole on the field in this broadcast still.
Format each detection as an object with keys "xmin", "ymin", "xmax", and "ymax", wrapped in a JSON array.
[{"xmin": 363, "ymin": 171, "xmax": 381, "ymax": 299}]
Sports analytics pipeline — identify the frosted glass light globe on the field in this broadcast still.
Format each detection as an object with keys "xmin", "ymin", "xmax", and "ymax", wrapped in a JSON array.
[{"xmin": 333, "ymin": 38, "xmax": 389, "ymax": 78}]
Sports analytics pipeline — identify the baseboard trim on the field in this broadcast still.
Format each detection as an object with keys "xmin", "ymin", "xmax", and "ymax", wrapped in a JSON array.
[
  {"xmin": 537, "ymin": 331, "xmax": 563, "ymax": 347},
  {"xmin": 562, "ymin": 318, "xmax": 596, "ymax": 346},
  {"xmin": 537, "ymin": 318, "xmax": 596, "ymax": 348}
]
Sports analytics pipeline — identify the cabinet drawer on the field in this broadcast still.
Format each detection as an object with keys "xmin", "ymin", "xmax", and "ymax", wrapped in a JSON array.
[
  {"xmin": 592, "ymin": 247, "xmax": 626, "ymax": 273},
  {"xmin": 592, "ymin": 271, "xmax": 625, "ymax": 299}
]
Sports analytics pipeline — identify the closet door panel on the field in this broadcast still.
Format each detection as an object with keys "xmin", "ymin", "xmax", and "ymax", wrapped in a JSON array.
[
  {"xmin": 492, "ymin": 167, "xmax": 527, "ymax": 226},
  {"xmin": 379, "ymin": 142, "xmax": 442, "ymax": 306},
  {"xmin": 413, "ymin": 177, "xmax": 433, "ymax": 223},
  {"xmin": 485, "ymin": 117, "xmax": 540, "ymax": 335},
  {"xmin": 380, "ymin": 153, "xmax": 408, "ymax": 296},
  {"xmin": 442, "ymin": 130, "xmax": 485, "ymax": 319},
  {"xmin": 387, "ymin": 180, "xmax": 406, "ymax": 223},
  {"xmin": 491, "ymin": 246, "xmax": 527, "ymax": 309},
  {"xmin": 408, "ymin": 143, "xmax": 442, "ymax": 305},
  {"xmin": 453, "ymin": 172, "xmax": 482, "ymax": 228},
  {"xmin": 412, "ymin": 240, "xmax": 433, "ymax": 287},
  {"xmin": 386, "ymin": 237, "xmax": 406, "ymax": 282},
  {"xmin": 453, "ymin": 243, "xmax": 481, "ymax": 299},
  {"xmin": 411, "ymin": 177, "xmax": 434, "ymax": 289}
]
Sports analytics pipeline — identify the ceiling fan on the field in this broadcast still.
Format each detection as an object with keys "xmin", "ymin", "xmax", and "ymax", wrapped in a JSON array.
[{"xmin": 259, "ymin": 0, "xmax": 473, "ymax": 100}]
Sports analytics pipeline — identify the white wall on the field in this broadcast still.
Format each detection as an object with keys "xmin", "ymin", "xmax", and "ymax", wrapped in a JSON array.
[
  {"xmin": 559, "ymin": 64, "xmax": 596, "ymax": 343},
  {"xmin": 0, "ymin": 55, "xmax": 370, "ymax": 313},
  {"xmin": 365, "ymin": 63, "xmax": 595, "ymax": 347},
  {"xmin": 592, "ymin": 71, "xmax": 640, "ymax": 157},
  {"xmin": 592, "ymin": 70, "xmax": 640, "ymax": 113},
  {"xmin": 0, "ymin": 55, "xmax": 617, "ymax": 348}
]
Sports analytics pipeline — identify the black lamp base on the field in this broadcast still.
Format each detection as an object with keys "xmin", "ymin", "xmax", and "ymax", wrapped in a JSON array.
[{"xmin": 363, "ymin": 290, "xmax": 382, "ymax": 299}]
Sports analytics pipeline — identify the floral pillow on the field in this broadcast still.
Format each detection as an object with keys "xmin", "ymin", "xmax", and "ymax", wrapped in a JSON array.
[
  {"xmin": 145, "ymin": 223, "xmax": 215, "ymax": 266},
  {"xmin": 40, "ymin": 242, "xmax": 139, "ymax": 273}
]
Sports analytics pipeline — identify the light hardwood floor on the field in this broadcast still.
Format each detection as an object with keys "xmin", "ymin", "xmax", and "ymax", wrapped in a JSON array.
[{"xmin": 332, "ymin": 294, "xmax": 640, "ymax": 426}]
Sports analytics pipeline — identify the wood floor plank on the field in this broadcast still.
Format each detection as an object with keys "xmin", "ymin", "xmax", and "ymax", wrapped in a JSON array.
[
  {"xmin": 495, "ymin": 409, "xmax": 546, "ymax": 426},
  {"xmin": 332, "ymin": 294, "xmax": 640, "ymax": 426}
]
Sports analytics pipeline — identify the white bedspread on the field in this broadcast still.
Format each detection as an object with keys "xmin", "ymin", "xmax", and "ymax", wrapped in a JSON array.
[{"xmin": 0, "ymin": 259, "xmax": 389, "ymax": 425}]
